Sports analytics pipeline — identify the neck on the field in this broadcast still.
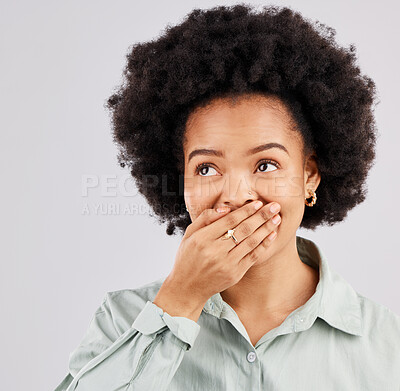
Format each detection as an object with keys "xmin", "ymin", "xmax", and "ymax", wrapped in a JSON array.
[{"xmin": 220, "ymin": 235, "xmax": 320, "ymax": 318}]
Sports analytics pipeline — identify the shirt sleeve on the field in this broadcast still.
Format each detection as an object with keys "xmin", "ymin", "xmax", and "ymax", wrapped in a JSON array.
[{"xmin": 53, "ymin": 295, "xmax": 201, "ymax": 391}]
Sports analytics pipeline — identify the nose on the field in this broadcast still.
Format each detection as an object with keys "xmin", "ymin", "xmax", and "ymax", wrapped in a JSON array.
[{"xmin": 217, "ymin": 174, "xmax": 258, "ymax": 211}]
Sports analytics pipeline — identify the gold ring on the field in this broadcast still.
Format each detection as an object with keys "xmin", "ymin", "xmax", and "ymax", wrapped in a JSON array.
[{"xmin": 221, "ymin": 228, "xmax": 239, "ymax": 245}]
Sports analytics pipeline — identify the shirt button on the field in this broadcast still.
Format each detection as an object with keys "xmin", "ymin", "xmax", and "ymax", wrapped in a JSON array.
[
  {"xmin": 299, "ymin": 317, "xmax": 304, "ymax": 322},
  {"xmin": 210, "ymin": 302, "xmax": 214, "ymax": 310},
  {"xmin": 247, "ymin": 351, "xmax": 257, "ymax": 363}
]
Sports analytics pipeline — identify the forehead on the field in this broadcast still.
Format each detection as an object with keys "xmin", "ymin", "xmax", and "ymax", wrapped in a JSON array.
[{"xmin": 184, "ymin": 94, "xmax": 301, "ymax": 153}]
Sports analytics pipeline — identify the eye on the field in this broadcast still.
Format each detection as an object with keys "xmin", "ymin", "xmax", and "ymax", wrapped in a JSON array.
[
  {"xmin": 195, "ymin": 163, "xmax": 218, "ymax": 177},
  {"xmin": 195, "ymin": 159, "xmax": 280, "ymax": 177},
  {"xmin": 256, "ymin": 159, "xmax": 280, "ymax": 173}
]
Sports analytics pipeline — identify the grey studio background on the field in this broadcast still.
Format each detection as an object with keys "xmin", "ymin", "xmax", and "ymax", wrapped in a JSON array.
[{"xmin": 1, "ymin": 1, "xmax": 399, "ymax": 390}]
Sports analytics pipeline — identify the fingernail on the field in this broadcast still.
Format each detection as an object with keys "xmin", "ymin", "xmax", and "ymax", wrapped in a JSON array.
[
  {"xmin": 270, "ymin": 203, "xmax": 280, "ymax": 213},
  {"xmin": 272, "ymin": 214, "xmax": 281, "ymax": 224},
  {"xmin": 269, "ymin": 231, "xmax": 277, "ymax": 241},
  {"xmin": 254, "ymin": 201, "xmax": 263, "ymax": 209},
  {"xmin": 217, "ymin": 207, "xmax": 230, "ymax": 213}
]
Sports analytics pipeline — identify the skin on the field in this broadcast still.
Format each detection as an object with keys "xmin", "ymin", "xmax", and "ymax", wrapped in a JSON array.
[{"xmin": 183, "ymin": 93, "xmax": 321, "ymax": 332}]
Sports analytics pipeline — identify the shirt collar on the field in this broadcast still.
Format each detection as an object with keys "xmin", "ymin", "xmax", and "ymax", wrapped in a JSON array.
[{"xmin": 202, "ymin": 235, "xmax": 363, "ymax": 337}]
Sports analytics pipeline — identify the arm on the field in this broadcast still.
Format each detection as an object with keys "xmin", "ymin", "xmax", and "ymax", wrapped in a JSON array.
[{"xmin": 53, "ymin": 291, "xmax": 203, "ymax": 391}]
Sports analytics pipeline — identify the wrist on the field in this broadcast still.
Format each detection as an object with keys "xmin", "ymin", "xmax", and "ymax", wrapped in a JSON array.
[{"xmin": 153, "ymin": 277, "xmax": 207, "ymax": 322}]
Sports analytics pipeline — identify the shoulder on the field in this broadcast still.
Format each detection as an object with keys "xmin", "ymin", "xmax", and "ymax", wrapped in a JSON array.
[
  {"xmin": 100, "ymin": 277, "xmax": 166, "ymax": 336},
  {"xmin": 358, "ymin": 292, "xmax": 400, "ymax": 329},
  {"xmin": 357, "ymin": 292, "xmax": 400, "ymax": 352}
]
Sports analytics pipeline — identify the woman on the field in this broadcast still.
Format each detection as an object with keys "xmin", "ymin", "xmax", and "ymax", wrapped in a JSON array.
[{"xmin": 55, "ymin": 4, "xmax": 400, "ymax": 390}]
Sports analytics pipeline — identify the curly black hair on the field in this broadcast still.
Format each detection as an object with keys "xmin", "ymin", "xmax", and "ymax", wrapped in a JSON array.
[{"xmin": 105, "ymin": 3, "xmax": 379, "ymax": 236}]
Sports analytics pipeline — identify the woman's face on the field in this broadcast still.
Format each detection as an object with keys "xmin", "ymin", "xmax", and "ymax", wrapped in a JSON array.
[{"xmin": 183, "ymin": 94, "xmax": 320, "ymax": 253}]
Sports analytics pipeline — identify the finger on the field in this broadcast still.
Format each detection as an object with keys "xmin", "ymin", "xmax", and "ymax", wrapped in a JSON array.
[
  {"xmin": 229, "ymin": 211, "xmax": 281, "ymax": 262},
  {"xmin": 206, "ymin": 200, "xmax": 265, "ymax": 239},
  {"xmin": 235, "ymin": 229, "xmax": 278, "ymax": 278},
  {"xmin": 218, "ymin": 203, "xmax": 281, "ymax": 251},
  {"xmin": 184, "ymin": 206, "xmax": 231, "ymax": 238}
]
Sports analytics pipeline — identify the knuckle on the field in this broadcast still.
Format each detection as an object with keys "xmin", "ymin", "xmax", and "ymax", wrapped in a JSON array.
[
  {"xmin": 246, "ymin": 236, "xmax": 259, "ymax": 249},
  {"xmin": 259, "ymin": 208, "xmax": 269, "ymax": 220},
  {"xmin": 247, "ymin": 202, "xmax": 260, "ymax": 216},
  {"xmin": 259, "ymin": 237, "xmax": 268, "ymax": 248},
  {"xmin": 227, "ymin": 272, "xmax": 238, "ymax": 285},
  {"xmin": 202, "ymin": 208, "xmax": 213, "ymax": 219},
  {"xmin": 240, "ymin": 222, "xmax": 252, "ymax": 236},
  {"xmin": 225, "ymin": 214, "xmax": 237, "ymax": 228},
  {"xmin": 192, "ymin": 234, "xmax": 204, "ymax": 251},
  {"xmin": 233, "ymin": 270, "xmax": 244, "ymax": 283},
  {"xmin": 224, "ymin": 276, "xmax": 235, "ymax": 287},
  {"xmin": 202, "ymin": 246, "xmax": 214, "ymax": 260},
  {"xmin": 218, "ymin": 264, "xmax": 233, "ymax": 282},
  {"xmin": 247, "ymin": 250, "xmax": 259, "ymax": 263}
]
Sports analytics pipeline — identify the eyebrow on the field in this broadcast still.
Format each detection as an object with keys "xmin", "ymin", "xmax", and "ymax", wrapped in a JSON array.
[{"xmin": 187, "ymin": 142, "xmax": 289, "ymax": 163}]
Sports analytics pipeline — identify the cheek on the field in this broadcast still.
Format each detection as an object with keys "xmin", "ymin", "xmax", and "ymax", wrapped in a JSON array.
[
  {"xmin": 185, "ymin": 182, "xmax": 217, "ymax": 218},
  {"xmin": 185, "ymin": 179, "xmax": 215, "ymax": 200},
  {"xmin": 185, "ymin": 197, "xmax": 213, "ymax": 220},
  {"xmin": 282, "ymin": 201, "xmax": 305, "ymax": 229},
  {"xmin": 276, "ymin": 195, "xmax": 305, "ymax": 226}
]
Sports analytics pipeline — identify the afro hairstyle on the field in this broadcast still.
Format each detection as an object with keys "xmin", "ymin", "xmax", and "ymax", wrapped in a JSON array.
[{"xmin": 105, "ymin": 3, "xmax": 379, "ymax": 236}]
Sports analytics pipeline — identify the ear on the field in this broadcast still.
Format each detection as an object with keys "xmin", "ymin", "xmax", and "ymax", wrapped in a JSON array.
[{"xmin": 303, "ymin": 153, "xmax": 321, "ymax": 197}]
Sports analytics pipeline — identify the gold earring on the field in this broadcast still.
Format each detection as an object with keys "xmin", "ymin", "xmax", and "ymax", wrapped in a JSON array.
[{"xmin": 305, "ymin": 189, "xmax": 317, "ymax": 207}]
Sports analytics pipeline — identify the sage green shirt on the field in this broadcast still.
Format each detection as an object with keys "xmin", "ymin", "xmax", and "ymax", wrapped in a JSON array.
[{"xmin": 54, "ymin": 235, "xmax": 400, "ymax": 390}]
